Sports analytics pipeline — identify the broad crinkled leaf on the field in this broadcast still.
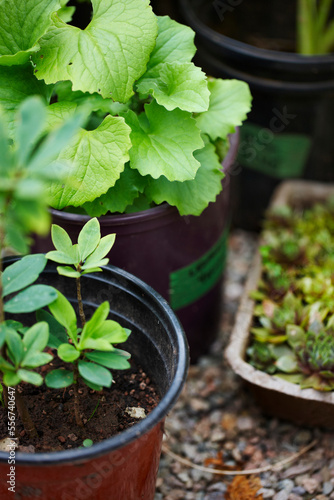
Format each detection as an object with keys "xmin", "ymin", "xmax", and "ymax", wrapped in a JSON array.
[
  {"xmin": 124, "ymin": 100, "xmax": 203, "ymax": 182},
  {"xmin": 196, "ymin": 79, "xmax": 252, "ymax": 141},
  {"xmin": 146, "ymin": 136, "xmax": 224, "ymax": 216},
  {"xmin": 0, "ymin": 0, "xmax": 64, "ymax": 66},
  {"xmin": 137, "ymin": 62, "xmax": 210, "ymax": 112},
  {"xmin": 46, "ymin": 108, "xmax": 131, "ymax": 208},
  {"xmin": 141, "ymin": 15, "xmax": 196, "ymax": 79},
  {"xmin": 32, "ymin": 0, "xmax": 158, "ymax": 102},
  {"xmin": 83, "ymin": 163, "xmax": 146, "ymax": 216}
]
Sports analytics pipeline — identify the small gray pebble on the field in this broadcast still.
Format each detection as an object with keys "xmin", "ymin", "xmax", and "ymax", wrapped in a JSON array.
[
  {"xmin": 291, "ymin": 486, "xmax": 306, "ymax": 496},
  {"xmin": 323, "ymin": 481, "xmax": 334, "ymax": 495}
]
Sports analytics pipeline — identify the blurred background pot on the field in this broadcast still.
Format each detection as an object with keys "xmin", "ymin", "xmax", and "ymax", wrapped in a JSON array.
[{"xmin": 166, "ymin": 0, "xmax": 334, "ymax": 231}]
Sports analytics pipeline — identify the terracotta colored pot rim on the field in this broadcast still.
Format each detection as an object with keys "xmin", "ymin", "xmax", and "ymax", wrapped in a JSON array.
[
  {"xmin": 49, "ymin": 129, "xmax": 239, "ymax": 227},
  {"xmin": 180, "ymin": 0, "xmax": 334, "ymax": 70},
  {"xmin": 0, "ymin": 262, "xmax": 189, "ymax": 465}
]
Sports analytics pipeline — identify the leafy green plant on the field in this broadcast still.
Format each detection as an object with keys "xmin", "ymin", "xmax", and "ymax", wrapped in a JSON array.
[
  {"xmin": 0, "ymin": 0, "xmax": 252, "ymax": 217},
  {"xmin": 0, "ymin": 97, "xmax": 132, "ymax": 441},
  {"xmin": 0, "ymin": 95, "xmax": 85, "ymax": 436},
  {"xmin": 247, "ymin": 199, "xmax": 334, "ymax": 391},
  {"xmin": 298, "ymin": 0, "xmax": 334, "ymax": 54},
  {"xmin": 44, "ymin": 218, "xmax": 131, "ymax": 426}
]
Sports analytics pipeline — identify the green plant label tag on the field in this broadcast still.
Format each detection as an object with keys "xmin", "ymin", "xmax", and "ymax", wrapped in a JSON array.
[
  {"xmin": 169, "ymin": 228, "xmax": 228, "ymax": 311},
  {"xmin": 238, "ymin": 122, "xmax": 312, "ymax": 178}
]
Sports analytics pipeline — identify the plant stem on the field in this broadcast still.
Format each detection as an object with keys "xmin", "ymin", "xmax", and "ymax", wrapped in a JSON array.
[
  {"xmin": 73, "ymin": 361, "xmax": 83, "ymax": 427},
  {"xmin": 15, "ymin": 389, "xmax": 38, "ymax": 439},
  {"xmin": 76, "ymin": 276, "xmax": 86, "ymax": 328}
]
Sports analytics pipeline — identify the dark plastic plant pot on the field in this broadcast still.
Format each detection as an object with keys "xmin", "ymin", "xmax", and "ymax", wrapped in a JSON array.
[
  {"xmin": 0, "ymin": 261, "xmax": 189, "ymax": 500},
  {"xmin": 178, "ymin": 0, "xmax": 334, "ymax": 231},
  {"xmin": 34, "ymin": 130, "xmax": 239, "ymax": 363}
]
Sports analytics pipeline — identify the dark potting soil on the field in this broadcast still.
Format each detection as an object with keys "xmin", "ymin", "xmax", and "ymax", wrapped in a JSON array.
[{"xmin": 0, "ymin": 359, "xmax": 160, "ymax": 453}]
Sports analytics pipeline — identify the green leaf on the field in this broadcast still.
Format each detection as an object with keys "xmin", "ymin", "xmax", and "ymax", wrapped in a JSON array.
[
  {"xmin": 0, "ymin": 65, "xmax": 50, "ymax": 136},
  {"xmin": 137, "ymin": 62, "xmax": 210, "ymax": 112},
  {"xmin": 4, "ymin": 284, "xmax": 58, "ymax": 314},
  {"xmin": 27, "ymin": 102, "xmax": 89, "ymax": 172},
  {"xmin": 0, "ymin": 0, "xmax": 64, "ymax": 66},
  {"xmin": 17, "ymin": 369, "xmax": 43, "ymax": 386},
  {"xmin": 51, "ymin": 224, "xmax": 73, "ymax": 252},
  {"xmin": 36, "ymin": 309, "xmax": 68, "ymax": 349},
  {"xmin": 81, "ymin": 258, "xmax": 108, "ymax": 271},
  {"xmin": 56, "ymin": 266, "xmax": 81, "ymax": 278},
  {"xmin": 79, "ymin": 338, "xmax": 114, "ymax": 351},
  {"xmin": 32, "ymin": 0, "xmax": 158, "ymax": 102},
  {"xmin": 141, "ymin": 15, "xmax": 196, "ymax": 79},
  {"xmin": 22, "ymin": 352, "xmax": 52, "ymax": 368},
  {"xmin": 2, "ymin": 254, "xmax": 47, "ymax": 297},
  {"xmin": 46, "ymin": 246, "xmax": 79, "ymax": 264},
  {"xmin": 81, "ymin": 378, "xmax": 102, "ymax": 391},
  {"xmin": 22, "ymin": 322, "xmax": 49, "ymax": 353},
  {"xmin": 196, "ymin": 79, "xmax": 252, "ymax": 141},
  {"xmin": 275, "ymin": 354, "xmax": 299, "ymax": 373},
  {"xmin": 90, "ymin": 320, "xmax": 129, "ymax": 343},
  {"xmin": 3, "ymin": 372, "xmax": 20, "ymax": 386},
  {"xmin": 79, "ymin": 302, "xmax": 110, "ymax": 346},
  {"xmin": 124, "ymin": 100, "xmax": 203, "ymax": 182},
  {"xmin": 48, "ymin": 291, "xmax": 78, "ymax": 344},
  {"xmin": 86, "ymin": 350, "xmax": 130, "ymax": 370},
  {"xmin": 83, "ymin": 165, "xmax": 146, "ymax": 216},
  {"xmin": 14, "ymin": 97, "xmax": 47, "ymax": 167},
  {"xmin": 47, "ymin": 113, "xmax": 131, "ymax": 208},
  {"xmin": 0, "ymin": 324, "xmax": 6, "ymax": 349},
  {"xmin": 45, "ymin": 369, "xmax": 74, "ymax": 388},
  {"xmin": 146, "ymin": 136, "xmax": 224, "ymax": 216},
  {"xmin": 58, "ymin": 343, "xmax": 80, "ymax": 362},
  {"xmin": 78, "ymin": 218, "xmax": 100, "ymax": 261},
  {"xmin": 78, "ymin": 360, "xmax": 112, "ymax": 388},
  {"xmin": 5, "ymin": 328, "xmax": 23, "ymax": 367}
]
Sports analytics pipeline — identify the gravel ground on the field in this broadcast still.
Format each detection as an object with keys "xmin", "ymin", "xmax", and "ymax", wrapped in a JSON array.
[{"xmin": 155, "ymin": 230, "xmax": 334, "ymax": 500}]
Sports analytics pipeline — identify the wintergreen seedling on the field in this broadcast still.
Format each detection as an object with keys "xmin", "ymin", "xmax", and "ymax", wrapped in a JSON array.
[{"xmin": 45, "ymin": 219, "xmax": 131, "ymax": 426}]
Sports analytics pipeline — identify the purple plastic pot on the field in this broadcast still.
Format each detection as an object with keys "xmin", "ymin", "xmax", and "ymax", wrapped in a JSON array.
[{"xmin": 34, "ymin": 132, "xmax": 239, "ymax": 362}]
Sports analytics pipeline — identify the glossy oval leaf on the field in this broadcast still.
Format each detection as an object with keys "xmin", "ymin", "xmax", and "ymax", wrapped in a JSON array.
[
  {"xmin": 4, "ymin": 284, "xmax": 58, "ymax": 314},
  {"xmin": 45, "ymin": 368, "xmax": 74, "ymax": 388},
  {"xmin": 58, "ymin": 343, "xmax": 80, "ymax": 363},
  {"xmin": 78, "ymin": 217, "xmax": 100, "ymax": 262},
  {"xmin": 78, "ymin": 360, "xmax": 112, "ymax": 387},
  {"xmin": 2, "ymin": 254, "xmax": 47, "ymax": 297}
]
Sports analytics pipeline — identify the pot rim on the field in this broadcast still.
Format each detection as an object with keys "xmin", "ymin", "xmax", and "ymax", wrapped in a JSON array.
[
  {"xmin": 0, "ymin": 262, "xmax": 189, "ymax": 465},
  {"xmin": 181, "ymin": 0, "xmax": 334, "ymax": 69}
]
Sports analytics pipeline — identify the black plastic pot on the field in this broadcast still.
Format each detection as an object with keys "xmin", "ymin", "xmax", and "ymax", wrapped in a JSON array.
[
  {"xmin": 0, "ymin": 260, "xmax": 189, "ymax": 500},
  {"xmin": 178, "ymin": 0, "xmax": 334, "ymax": 231},
  {"xmin": 34, "ymin": 131, "xmax": 239, "ymax": 362}
]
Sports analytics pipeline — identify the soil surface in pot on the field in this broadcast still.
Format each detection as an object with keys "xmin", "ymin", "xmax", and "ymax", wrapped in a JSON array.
[{"xmin": 0, "ymin": 359, "xmax": 159, "ymax": 453}]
